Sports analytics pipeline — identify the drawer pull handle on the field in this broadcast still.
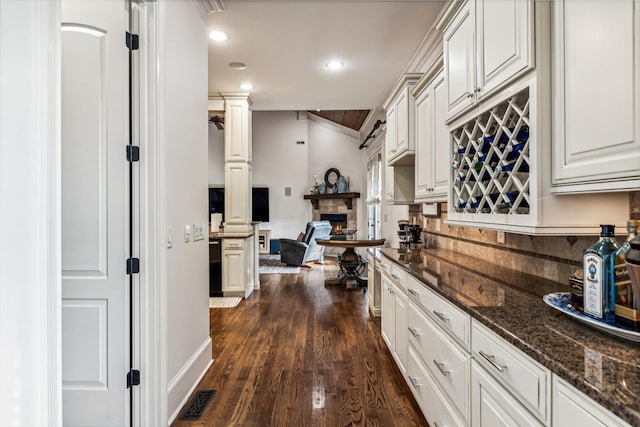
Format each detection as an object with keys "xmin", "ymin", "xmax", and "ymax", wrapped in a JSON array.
[
  {"xmin": 391, "ymin": 273, "xmax": 400, "ymax": 281},
  {"xmin": 407, "ymin": 288, "xmax": 418, "ymax": 296},
  {"xmin": 408, "ymin": 376, "xmax": 420, "ymax": 389},
  {"xmin": 432, "ymin": 360, "xmax": 450, "ymax": 377},
  {"xmin": 408, "ymin": 327, "xmax": 420, "ymax": 337},
  {"xmin": 434, "ymin": 423, "xmax": 445, "ymax": 427},
  {"xmin": 479, "ymin": 350, "xmax": 506, "ymax": 373},
  {"xmin": 433, "ymin": 310, "xmax": 449, "ymax": 322}
]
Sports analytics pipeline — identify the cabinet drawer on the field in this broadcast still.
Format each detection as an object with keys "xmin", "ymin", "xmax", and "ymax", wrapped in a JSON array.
[
  {"xmin": 471, "ymin": 321, "xmax": 549, "ymax": 422},
  {"xmin": 472, "ymin": 359, "xmax": 544, "ymax": 427},
  {"xmin": 408, "ymin": 301, "xmax": 470, "ymax": 421},
  {"xmin": 406, "ymin": 275, "xmax": 470, "ymax": 350},
  {"xmin": 380, "ymin": 258, "xmax": 406, "ymax": 288},
  {"xmin": 407, "ymin": 346, "xmax": 466, "ymax": 427},
  {"xmin": 223, "ymin": 239, "xmax": 245, "ymax": 250}
]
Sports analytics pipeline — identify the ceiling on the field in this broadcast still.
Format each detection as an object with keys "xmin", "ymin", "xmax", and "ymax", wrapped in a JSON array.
[{"xmin": 207, "ymin": 0, "xmax": 446, "ymax": 121}]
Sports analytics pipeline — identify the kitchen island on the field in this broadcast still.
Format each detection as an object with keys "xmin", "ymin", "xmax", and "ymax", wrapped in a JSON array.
[{"xmin": 380, "ymin": 247, "xmax": 639, "ymax": 426}]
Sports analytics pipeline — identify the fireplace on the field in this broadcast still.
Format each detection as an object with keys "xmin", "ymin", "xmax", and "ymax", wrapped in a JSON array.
[{"xmin": 320, "ymin": 213, "xmax": 348, "ymax": 238}]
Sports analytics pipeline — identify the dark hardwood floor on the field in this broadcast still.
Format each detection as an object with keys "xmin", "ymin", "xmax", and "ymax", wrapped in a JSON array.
[{"xmin": 172, "ymin": 259, "xmax": 428, "ymax": 427}]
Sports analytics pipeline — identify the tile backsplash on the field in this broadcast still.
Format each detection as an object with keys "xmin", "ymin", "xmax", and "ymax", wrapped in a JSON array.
[{"xmin": 414, "ymin": 191, "xmax": 639, "ymax": 286}]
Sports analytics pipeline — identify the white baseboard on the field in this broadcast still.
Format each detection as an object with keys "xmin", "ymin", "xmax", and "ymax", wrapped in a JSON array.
[
  {"xmin": 369, "ymin": 303, "xmax": 381, "ymax": 317},
  {"xmin": 167, "ymin": 337, "xmax": 213, "ymax": 425}
]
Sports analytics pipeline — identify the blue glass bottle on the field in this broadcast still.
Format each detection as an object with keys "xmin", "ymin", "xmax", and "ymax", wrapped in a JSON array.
[{"xmin": 583, "ymin": 225, "xmax": 619, "ymax": 324}]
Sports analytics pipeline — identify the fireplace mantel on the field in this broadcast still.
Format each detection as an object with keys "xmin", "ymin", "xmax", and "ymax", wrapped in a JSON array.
[{"xmin": 304, "ymin": 192, "xmax": 360, "ymax": 210}]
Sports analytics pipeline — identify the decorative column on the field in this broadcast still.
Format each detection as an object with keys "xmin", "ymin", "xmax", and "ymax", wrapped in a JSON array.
[{"xmin": 223, "ymin": 93, "xmax": 253, "ymax": 235}]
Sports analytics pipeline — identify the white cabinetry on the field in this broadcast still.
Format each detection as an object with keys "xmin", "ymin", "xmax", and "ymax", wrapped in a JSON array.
[
  {"xmin": 552, "ymin": 377, "xmax": 630, "ymax": 427},
  {"xmin": 383, "ymin": 74, "xmax": 421, "ymax": 166},
  {"xmin": 438, "ymin": 0, "xmax": 534, "ymax": 120},
  {"xmin": 222, "ymin": 237, "xmax": 253, "ymax": 298},
  {"xmin": 380, "ymin": 259, "xmax": 408, "ymax": 373},
  {"xmin": 367, "ymin": 252, "xmax": 381, "ymax": 317},
  {"xmin": 407, "ymin": 346, "xmax": 466, "ymax": 427},
  {"xmin": 414, "ymin": 66, "xmax": 449, "ymax": 203},
  {"xmin": 551, "ymin": 0, "xmax": 640, "ymax": 193},
  {"xmin": 471, "ymin": 360, "xmax": 543, "ymax": 427},
  {"xmin": 381, "ymin": 274, "xmax": 395, "ymax": 350},
  {"xmin": 471, "ymin": 321, "xmax": 550, "ymax": 423},
  {"xmin": 384, "ymin": 256, "xmax": 632, "ymax": 427},
  {"xmin": 385, "ymin": 163, "xmax": 415, "ymax": 204}
]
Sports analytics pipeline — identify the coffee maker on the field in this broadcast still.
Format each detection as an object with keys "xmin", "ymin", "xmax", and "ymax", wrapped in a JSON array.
[{"xmin": 397, "ymin": 220, "xmax": 422, "ymax": 251}]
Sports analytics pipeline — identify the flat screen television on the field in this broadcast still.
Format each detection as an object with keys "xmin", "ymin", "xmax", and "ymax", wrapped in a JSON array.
[{"xmin": 208, "ymin": 187, "xmax": 269, "ymax": 222}]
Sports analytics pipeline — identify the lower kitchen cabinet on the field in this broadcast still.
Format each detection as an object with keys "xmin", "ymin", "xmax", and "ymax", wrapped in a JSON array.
[
  {"xmin": 471, "ymin": 320, "xmax": 549, "ymax": 423},
  {"xmin": 222, "ymin": 237, "xmax": 254, "ymax": 298},
  {"xmin": 381, "ymin": 254, "xmax": 633, "ymax": 427},
  {"xmin": 471, "ymin": 359, "xmax": 544, "ymax": 427},
  {"xmin": 407, "ymin": 345, "xmax": 466, "ymax": 427},
  {"xmin": 408, "ymin": 300, "xmax": 469, "ymax": 422},
  {"xmin": 552, "ymin": 377, "xmax": 629, "ymax": 427},
  {"xmin": 381, "ymin": 268, "xmax": 408, "ymax": 373},
  {"xmin": 367, "ymin": 252, "xmax": 381, "ymax": 317},
  {"xmin": 381, "ymin": 274, "xmax": 395, "ymax": 350}
]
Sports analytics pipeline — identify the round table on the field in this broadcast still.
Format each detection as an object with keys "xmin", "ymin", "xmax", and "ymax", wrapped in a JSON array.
[{"xmin": 316, "ymin": 238, "xmax": 386, "ymax": 289}]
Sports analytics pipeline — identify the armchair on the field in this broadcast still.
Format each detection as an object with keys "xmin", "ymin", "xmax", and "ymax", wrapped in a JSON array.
[{"xmin": 279, "ymin": 220, "xmax": 333, "ymax": 266}]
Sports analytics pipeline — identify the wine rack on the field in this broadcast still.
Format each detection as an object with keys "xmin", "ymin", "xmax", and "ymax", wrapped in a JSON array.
[{"xmin": 451, "ymin": 88, "xmax": 530, "ymax": 215}]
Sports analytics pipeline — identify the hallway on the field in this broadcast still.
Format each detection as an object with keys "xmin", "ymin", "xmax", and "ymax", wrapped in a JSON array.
[{"xmin": 172, "ymin": 260, "xmax": 427, "ymax": 426}]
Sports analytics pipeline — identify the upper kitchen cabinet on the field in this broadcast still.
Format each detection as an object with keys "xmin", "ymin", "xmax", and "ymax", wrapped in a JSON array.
[
  {"xmin": 551, "ymin": 0, "xmax": 640, "ymax": 193},
  {"xmin": 437, "ymin": 0, "xmax": 534, "ymax": 121},
  {"xmin": 413, "ymin": 63, "xmax": 449, "ymax": 203},
  {"xmin": 383, "ymin": 74, "xmax": 421, "ymax": 166}
]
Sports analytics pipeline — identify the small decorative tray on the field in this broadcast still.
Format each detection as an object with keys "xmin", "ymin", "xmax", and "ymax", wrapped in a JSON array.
[{"xmin": 543, "ymin": 292, "xmax": 640, "ymax": 343}]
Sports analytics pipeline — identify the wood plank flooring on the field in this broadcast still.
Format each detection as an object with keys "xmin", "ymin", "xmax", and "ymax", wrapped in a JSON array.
[{"xmin": 172, "ymin": 260, "xmax": 428, "ymax": 427}]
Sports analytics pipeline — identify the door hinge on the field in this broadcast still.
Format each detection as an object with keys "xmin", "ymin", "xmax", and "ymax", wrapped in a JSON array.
[
  {"xmin": 126, "ymin": 32, "xmax": 139, "ymax": 50},
  {"xmin": 126, "ymin": 145, "xmax": 139, "ymax": 162},
  {"xmin": 127, "ymin": 370, "xmax": 141, "ymax": 388},
  {"xmin": 126, "ymin": 258, "xmax": 140, "ymax": 274}
]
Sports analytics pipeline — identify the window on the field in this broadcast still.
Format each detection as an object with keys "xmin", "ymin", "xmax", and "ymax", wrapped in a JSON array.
[{"xmin": 366, "ymin": 152, "xmax": 382, "ymax": 239}]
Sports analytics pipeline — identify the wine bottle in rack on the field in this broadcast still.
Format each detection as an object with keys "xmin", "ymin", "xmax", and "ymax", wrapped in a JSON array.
[
  {"xmin": 478, "ymin": 126, "xmax": 529, "ymax": 145},
  {"xmin": 496, "ymin": 159, "xmax": 530, "ymax": 173}
]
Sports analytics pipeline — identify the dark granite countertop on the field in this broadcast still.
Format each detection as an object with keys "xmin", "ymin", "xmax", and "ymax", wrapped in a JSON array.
[{"xmin": 380, "ymin": 247, "xmax": 640, "ymax": 426}]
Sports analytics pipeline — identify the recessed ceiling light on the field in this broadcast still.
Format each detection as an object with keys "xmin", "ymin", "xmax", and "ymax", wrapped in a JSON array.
[
  {"xmin": 240, "ymin": 83, "xmax": 253, "ymax": 90},
  {"xmin": 209, "ymin": 31, "xmax": 227, "ymax": 41},
  {"xmin": 325, "ymin": 60, "xmax": 344, "ymax": 70},
  {"xmin": 229, "ymin": 62, "xmax": 247, "ymax": 70}
]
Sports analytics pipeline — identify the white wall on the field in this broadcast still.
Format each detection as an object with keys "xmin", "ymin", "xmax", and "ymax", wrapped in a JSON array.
[
  {"xmin": 212, "ymin": 111, "xmax": 369, "ymax": 242},
  {"xmin": 0, "ymin": 1, "xmax": 61, "ymax": 425},
  {"xmin": 160, "ymin": 1, "xmax": 211, "ymax": 421},
  {"xmin": 251, "ymin": 111, "xmax": 310, "ymax": 239}
]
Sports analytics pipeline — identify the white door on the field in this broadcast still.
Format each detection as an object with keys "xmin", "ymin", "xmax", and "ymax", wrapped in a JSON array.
[{"xmin": 61, "ymin": 1, "xmax": 130, "ymax": 425}]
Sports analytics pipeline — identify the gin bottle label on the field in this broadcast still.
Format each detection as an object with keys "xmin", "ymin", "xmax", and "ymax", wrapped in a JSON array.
[{"xmin": 584, "ymin": 253, "xmax": 604, "ymax": 318}]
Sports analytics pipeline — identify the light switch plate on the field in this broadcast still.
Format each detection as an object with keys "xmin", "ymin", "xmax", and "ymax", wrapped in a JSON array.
[
  {"xmin": 184, "ymin": 224, "xmax": 191, "ymax": 242},
  {"xmin": 497, "ymin": 231, "xmax": 506, "ymax": 244},
  {"xmin": 193, "ymin": 223, "xmax": 205, "ymax": 241}
]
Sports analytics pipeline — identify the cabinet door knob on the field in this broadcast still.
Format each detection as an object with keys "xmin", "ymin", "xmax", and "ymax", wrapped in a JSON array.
[{"xmin": 466, "ymin": 92, "xmax": 474, "ymax": 98}]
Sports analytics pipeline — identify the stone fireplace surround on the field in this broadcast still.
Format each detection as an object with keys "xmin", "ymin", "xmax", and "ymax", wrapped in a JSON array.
[{"xmin": 311, "ymin": 198, "xmax": 358, "ymax": 257}]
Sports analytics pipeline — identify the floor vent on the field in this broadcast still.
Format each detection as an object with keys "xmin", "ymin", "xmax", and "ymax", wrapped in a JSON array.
[{"xmin": 178, "ymin": 390, "xmax": 216, "ymax": 420}]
